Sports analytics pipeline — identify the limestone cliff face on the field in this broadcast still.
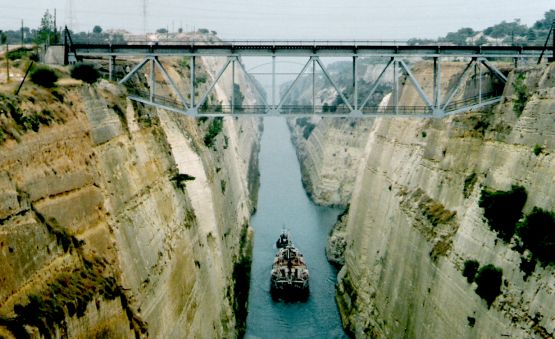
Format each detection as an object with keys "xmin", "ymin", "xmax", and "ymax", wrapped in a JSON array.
[
  {"xmin": 0, "ymin": 78, "xmax": 261, "ymax": 338},
  {"xmin": 289, "ymin": 118, "xmax": 373, "ymax": 207},
  {"xmin": 336, "ymin": 63, "xmax": 555, "ymax": 338},
  {"xmin": 288, "ymin": 60, "xmax": 506, "ymax": 208}
]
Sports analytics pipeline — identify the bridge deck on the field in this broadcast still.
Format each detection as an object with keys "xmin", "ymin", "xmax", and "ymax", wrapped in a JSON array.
[{"xmin": 71, "ymin": 41, "xmax": 551, "ymax": 58}]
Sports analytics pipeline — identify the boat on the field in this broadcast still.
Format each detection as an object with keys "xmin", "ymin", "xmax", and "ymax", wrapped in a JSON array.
[
  {"xmin": 275, "ymin": 230, "xmax": 291, "ymax": 249},
  {"xmin": 270, "ymin": 234, "xmax": 309, "ymax": 300}
]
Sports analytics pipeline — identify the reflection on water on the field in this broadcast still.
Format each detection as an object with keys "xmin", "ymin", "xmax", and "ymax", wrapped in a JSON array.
[{"xmin": 245, "ymin": 117, "xmax": 347, "ymax": 338}]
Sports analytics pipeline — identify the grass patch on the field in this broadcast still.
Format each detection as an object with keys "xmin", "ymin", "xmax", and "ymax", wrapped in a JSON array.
[
  {"xmin": 517, "ymin": 207, "xmax": 555, "ymax": 266},
  {"xmin": 475, "ymin": 264, "xmax": 503, "ymax": 308},
  {"xmin": 2, "ymin": 256, "xmax": 146, "ymax": 338},
  {"xmin": 479, "ymin": 185, "xmax": 527, "ymax": 242},
  {"xmin": 512, "ymin": 72, "xmax": 529, "ymax": 117},
  {"xmin": 420, "ymin": 198, "xmax": 456, "ymax": 227},
  {"xmin": 463, "ymin": 173, "xmax": 477, "ymax": 199}
]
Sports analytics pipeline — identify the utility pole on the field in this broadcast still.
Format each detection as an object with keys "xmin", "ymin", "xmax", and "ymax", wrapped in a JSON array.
[
  {"xmin": 143, "ymin": 0, "xmax": 148, "ymax": 38},
  {"xmin": 1, "ymin": 31, "xmax": 8, "ymax": 83},
  {"xmin": 21, "ymin": 20, "xmax": 24, "ymax": 45},
  {"xmin": 54, "ymin": 9, "xmax": 57, "ymax": 44}
]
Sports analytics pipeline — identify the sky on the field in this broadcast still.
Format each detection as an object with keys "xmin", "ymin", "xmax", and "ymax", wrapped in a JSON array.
[{"xmin": 0, "ymin": 0, "xmax": 553, "ymax": 40}]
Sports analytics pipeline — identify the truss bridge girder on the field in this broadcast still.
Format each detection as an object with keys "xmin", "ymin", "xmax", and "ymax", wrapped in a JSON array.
[{"xmin": 68, "ymin": 40, "xmax": 550, "ymax": 118}]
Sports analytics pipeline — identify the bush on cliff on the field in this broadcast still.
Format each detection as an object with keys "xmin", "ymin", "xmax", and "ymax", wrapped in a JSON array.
[
  {"xmin": 475, "ymin": 264, "xmax": 503, "ymax": 307},
  {"xmin": 203, "ymin": 117, "xmax": 223, "ymax": 147},
  {"xmin": 71, "ymin": 63, "xmax": 100, "ymax": 84},
  {"xmin": 512, "ymin": 73, "xmax": 529, "ymax": 117},
  {"xmin": 479, "ymin": 185, "xmax": 527, "ymax": 242},
  {"xmin": 463, "ymin": 259, "xmax": 480, "ymax": 283},
  {"xmin": 517, "ymin": 207, "xmax": 555, "ymax": 266},
  {"xmin": 30, "ymin": 66, "xmax": 58, "ymax": 88}
]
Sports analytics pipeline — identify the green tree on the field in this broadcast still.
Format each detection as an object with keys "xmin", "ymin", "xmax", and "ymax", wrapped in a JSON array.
[
  {"xmin": 36, "ymin": 10, "xmax": 56, "ymax": 44},
  {"xmin": 92, "ymin": 25, "xmax": 103, "ymax": 34}
]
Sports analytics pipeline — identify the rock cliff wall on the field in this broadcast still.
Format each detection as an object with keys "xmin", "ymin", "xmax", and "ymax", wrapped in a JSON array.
[
  {"xmin": 289, "ymin": 117, "xmax": 374, "ymax": 207},
  {"xmin": 0, "ymin": 75, "xmax": 261, "ymax": 338},
  {"xmin": 336, "ymin": 63, "xmax": 555, "ymax": 338}
]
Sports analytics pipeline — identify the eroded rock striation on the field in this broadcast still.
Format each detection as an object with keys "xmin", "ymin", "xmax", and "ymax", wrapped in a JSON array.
[
  {"xmin": 336, "ymin": 63, "xmax": 555, "ymax": 337},
  {"xmin": 0, "ymin": 77, "xmax": 261, "ymax": 338}
]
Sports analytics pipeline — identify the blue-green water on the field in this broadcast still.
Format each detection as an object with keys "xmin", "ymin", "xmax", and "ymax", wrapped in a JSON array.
[{"xmin": 245, "ymin": 117, "xmax": 347, "ymax": 338}]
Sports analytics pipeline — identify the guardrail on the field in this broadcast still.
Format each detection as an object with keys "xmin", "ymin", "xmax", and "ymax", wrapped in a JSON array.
[{"xmin": 69, "ymin": 38, "xmax": 553, "ymax": 48}]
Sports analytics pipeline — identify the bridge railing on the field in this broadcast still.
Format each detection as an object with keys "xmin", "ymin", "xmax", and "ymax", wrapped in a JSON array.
[
  {"xmin": 444, "ymin": 92, "xmax": 502, "ymax": 112},
  {"xmin": 69, "ymin": 38, "xmax": 552, "ymax": 48},
  {"xmin": 128, "ymin": 87, "xmax": 506, "ymax": 116}
]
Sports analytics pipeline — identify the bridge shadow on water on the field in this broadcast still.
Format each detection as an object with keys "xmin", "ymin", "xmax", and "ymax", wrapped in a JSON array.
[{"xmin": 245, "ymin": 117, "xmax": 347, "ymax": 338}]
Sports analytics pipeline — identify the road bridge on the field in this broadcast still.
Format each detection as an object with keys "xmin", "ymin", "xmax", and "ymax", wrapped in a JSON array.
[{"xmin": 65, "ymin": 36, "xmax": 554, "ymax": 118}]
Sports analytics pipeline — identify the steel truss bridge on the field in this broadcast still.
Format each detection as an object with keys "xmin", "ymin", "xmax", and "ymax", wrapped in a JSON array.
[{"xmin": 66, "ymin": 40, "xmax": 553, "ymax": 118}]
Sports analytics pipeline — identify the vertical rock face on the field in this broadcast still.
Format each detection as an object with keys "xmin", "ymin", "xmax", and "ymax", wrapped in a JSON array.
[
  {"xmin": 289, "ymin": 117, "xmax": 374, "ymax": 207},
  {"xmin": 337, "ymin": 63, "xmax": 555, "ymax": 338},
  {"xmin": 0, "ymin": 80, "xmax": 261, "ymax": 338}
]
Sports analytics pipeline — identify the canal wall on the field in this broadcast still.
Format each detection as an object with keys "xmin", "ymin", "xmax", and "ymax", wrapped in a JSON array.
[
  {"xmin": 337, "ymin": 63, "xmax": 555, "ymax": 337},
  {"xmin": 0, "ymin": 62, "xmax": 261, "ymax": 337}
]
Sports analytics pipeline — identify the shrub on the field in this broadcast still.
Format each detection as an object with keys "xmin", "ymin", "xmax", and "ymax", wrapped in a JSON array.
[
  {"xmin": 532, "ymin": 144, "xmax": 543, "ymax": 156},
  {"xmin": 30, "ymin": 66, "xmax": 58, "ymax": 88},
  {"xmin": 479, "ymin": 185, "xmax": 527, "ymax": 242},
  {"xmin": 475, "ymin": 264, "xmax": 503, "ymax": 307},
  {"xmin": 463, "ymin": 259, "xmax": 480, "ymax": 283},
  {"xmin": 512, "ymin": 73, "xmax": 529, "ymax": 117},
  {"xmin": 302, "ymin": 122, "xmax": 316, "ymax": 139},
  {"xmin": 71, "ymin": 63, "xmax": 100, "ymax": 84},
  {"xmin": 463, "ymin": 173, "xmax": 477, "ymax": 199},
  {"xmin": 517, "ymin": 207, "xmax": 555, "ymax": 265},
  {"xmin": 203, "ymin": 117, "xmax": 223, "ymax": 147},
  {"xmin": 520, "ymin": 256, "xmax": 536, "ymax": 280},
  {"xmin": 7, "ymin": 48, "xmax": 34, "ymax": 60}
]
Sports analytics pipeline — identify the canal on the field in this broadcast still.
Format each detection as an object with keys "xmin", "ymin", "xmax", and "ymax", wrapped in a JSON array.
[{"xmin": 245, "ymin": 117, "xmax": 347, "ymax": 338}]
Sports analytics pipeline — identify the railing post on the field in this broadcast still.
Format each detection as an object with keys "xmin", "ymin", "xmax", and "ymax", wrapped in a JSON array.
[
  {"xmin": 190, "ymin": 55, "xmax": 195, "ymax": 107},
  {"xmin": 394, "ymin": 58, "xmax": 398, "ymax": 114},
  {"xmin": 272, "ymin": 54, "xmax": 276, "ymax": 110},
  {"xmin": 150, "ymin": 57, "xmax": 155, "ymax": 103},
  {"xmin": 231, "ymin": 57, "xmax": 235, "ymax": 114},
  {"xmin": 433, "ymin": 57, "xmax": 440, "ymax": 114},
  {"xmin": 353, "ymin": 55, "xmax": 358, "ymax": 110},
  {"xmin": 312, "ymin": 57, "xmax": 316, "ymax": 114},
  {"xmin": 109, "ymin": 55, "xmax": 115, "ymax": 81}
]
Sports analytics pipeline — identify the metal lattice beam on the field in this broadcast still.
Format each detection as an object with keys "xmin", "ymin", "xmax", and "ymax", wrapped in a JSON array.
[
  {"xmin": 154, "ymin": 58, "xmax": 189, "ymax": 109},
  {"xmin": 195, "ymin": 57, "xmax": 233, "ymax": 110}
]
